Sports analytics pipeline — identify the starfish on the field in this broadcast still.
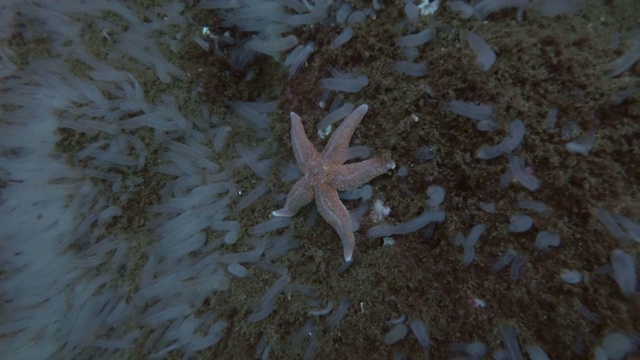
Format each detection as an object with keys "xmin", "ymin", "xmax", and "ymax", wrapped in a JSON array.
[{"xmin": 272, "ymin": 104, "xmax": 395, "ymax": 262}]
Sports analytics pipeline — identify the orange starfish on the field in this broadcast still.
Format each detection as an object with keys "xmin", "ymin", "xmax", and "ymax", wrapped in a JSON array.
[{"xmin": 272, "ymin": 104, "xmax": 395, "ymax": 262}]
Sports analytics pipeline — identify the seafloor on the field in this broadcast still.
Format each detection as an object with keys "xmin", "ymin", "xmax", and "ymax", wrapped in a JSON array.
[
  {"xmin": 193, "ymin": 2, "xmax": 640, "ymax": 359},
  {"xmin": 4, "ymin": 0, "xmax": 639, "ymax": 359}
]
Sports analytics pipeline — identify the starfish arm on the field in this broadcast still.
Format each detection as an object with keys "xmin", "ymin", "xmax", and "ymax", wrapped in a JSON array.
[
  {"xmin": 315, "ymin": 184, "xmax": 356, "ymax": 262},
  {"xmin": 271, "ymin": 176, "xmax": 314, "ymax": 217},
  {"xmin": 290, "ymin": 112, "xmax": 320, "ymax": 171},
  {"xmin": 321, "ymin": 104, "xmax": 369, "ymax": 162},
  {"xmin": 332, "ymin": 157, "xmax": 396, "ymax": 191}
]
